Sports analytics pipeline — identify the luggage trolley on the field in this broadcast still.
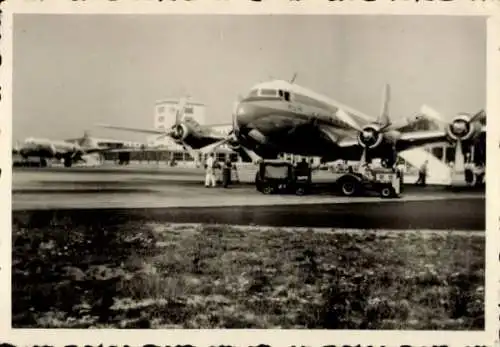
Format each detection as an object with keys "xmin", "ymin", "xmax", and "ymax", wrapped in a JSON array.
[{"xmin": 255, "ymin": 160, "xmax": 311, "ymax": 195}]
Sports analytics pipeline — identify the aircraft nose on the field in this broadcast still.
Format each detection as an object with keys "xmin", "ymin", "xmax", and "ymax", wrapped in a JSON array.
[{"xmin": 234, "ymin": 101, "xmax": 259, "ymax": 131}]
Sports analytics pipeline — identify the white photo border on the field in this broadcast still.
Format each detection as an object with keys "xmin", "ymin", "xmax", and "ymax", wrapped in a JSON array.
[{"xmin": 1, "ymin": 1, "xmax": 499, "ymax": 346}]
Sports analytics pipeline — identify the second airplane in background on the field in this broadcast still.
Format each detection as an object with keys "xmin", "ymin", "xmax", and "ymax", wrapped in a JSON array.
[{"xmin": 13, "ymin": 131, "xmax": 129, "ymax": 167}]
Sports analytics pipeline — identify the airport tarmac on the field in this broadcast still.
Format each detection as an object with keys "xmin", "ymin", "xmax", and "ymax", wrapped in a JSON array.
[{"xmin": 11, "ymin": 165, "xmax": 485, "ymax": 230}]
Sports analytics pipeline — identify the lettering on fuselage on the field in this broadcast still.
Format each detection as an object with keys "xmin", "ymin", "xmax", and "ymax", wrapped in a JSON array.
[{"xmin": 285, "ymin": 98, "xmax": 353, "ymax": 130}]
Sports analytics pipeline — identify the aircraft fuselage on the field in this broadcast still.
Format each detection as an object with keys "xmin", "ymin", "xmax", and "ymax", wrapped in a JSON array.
[{"xmin": 233, "ymin": 80, "xmax": 370, "ymax": 159}]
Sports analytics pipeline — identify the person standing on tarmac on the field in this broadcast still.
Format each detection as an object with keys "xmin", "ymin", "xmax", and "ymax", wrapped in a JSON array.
[
  {"xmin": 396, "ymin": 159, "xmax": 406, "ymax": 183},
  {"xmin": 204, "ymin": 153, "xmax": 217, "ymax": 188},
  {"xmin": 416, "ymin": 159, "xmax": 428, "ymax": 186},
  {"xmin": 474, "ymin": 163, "xmax": 485, "ymax": 187},
  {"xmin": 464, "ymin": 153, "xmax": 475, "ymax": 185},
  {"xmin": 222, "ymin": 159, "xmax": 233, "ymax": 188}
]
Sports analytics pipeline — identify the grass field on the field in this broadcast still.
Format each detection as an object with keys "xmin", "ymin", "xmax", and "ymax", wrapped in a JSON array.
[{"xmin": 12, "ymin": 214, "xmax": 484, "ymax": 329}]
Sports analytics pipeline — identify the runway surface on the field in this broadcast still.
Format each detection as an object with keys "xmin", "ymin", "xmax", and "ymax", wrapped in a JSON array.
[{"xmin": 11, "ymin": 165, "xmax": 486, "ymax": 230}]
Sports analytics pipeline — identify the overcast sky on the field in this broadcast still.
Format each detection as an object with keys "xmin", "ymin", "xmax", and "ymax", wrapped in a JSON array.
[{"xmin": 13, "ymin": 14, "xmax": 486, "ymax": 142}]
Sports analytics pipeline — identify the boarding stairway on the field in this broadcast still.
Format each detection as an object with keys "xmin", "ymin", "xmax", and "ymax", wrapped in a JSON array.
[{"xmin": 398, "ymin": 148, "xmax": 452, "ymax": 186}]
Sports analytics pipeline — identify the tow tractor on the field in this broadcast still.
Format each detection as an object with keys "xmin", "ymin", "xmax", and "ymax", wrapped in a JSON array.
[
  {"xmin": 255, "ymin": 159, "xmax": 402, "ymax": 198},
  {"xmin": 335, "ymin": 166, "xmax": 402, "ymax": 198}
]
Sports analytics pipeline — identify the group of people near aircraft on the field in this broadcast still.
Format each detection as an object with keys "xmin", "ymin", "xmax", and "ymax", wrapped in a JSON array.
[{"xmin": 203, "ymin": 153, "xmax": 237, "ymax": 188}]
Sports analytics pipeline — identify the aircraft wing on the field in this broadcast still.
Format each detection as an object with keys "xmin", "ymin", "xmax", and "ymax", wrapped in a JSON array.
[
  {"xmin": 397, "ymin": 130, "xmax": 450, "ymax": 149},
  {"xmin": 330, "ymin": 129, "xmax": 452, "ymax": 162},
  {"xmin": 97, "ymin": 121, "xmax": 230, "ymax": 149},
  {"xmin": 83, "ymin": 145, "xmax": 157, "ymax": 154},
  {"xmin": 99, "ymin": 147, "xmax": 160, "ymax": 153},
  {"xmin": 96, "ymin": 124, "xmax": 166, "ymax": 135},
  {"xmin": 337, "ymin": 130, "xmax": 449, "ymax": 150}
]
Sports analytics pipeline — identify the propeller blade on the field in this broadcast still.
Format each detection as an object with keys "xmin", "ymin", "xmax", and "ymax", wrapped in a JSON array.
[
  {"xmin": 470, "ymin": 109, "xmax": 485, "ymax": 123},
  {"xmin": 240, "ymin": 145, "xmax": 262, "ymax": 164},
  {"xmin": 454, "ymin": 139, "xmax": 465, "ymax": 172},
  {"xmin": 232, "ymin": 102, "xmax": 239, "ymax": 128},
  {"xmin": 378, "ymin": 83, "xmax": 391, "ymax": 129},
  {"xmin": 180, "ymin": 141, "xmax": 200, "ymax": 162},
  {"xmin": 200, "ymin": 138, "xmax": 230, "ymax": 154},
  {"xmin": 175, "ymin": 97, "xmax": 189, "ymax": 125},
  {"xmin": 357, "ymin": 148, "xmax": 369, "ymax": 177},
  {"xmin": 336, "ymin": 108, "xmax": 363, "ymax": 132},
  {"xmin": 359, "ymin": 148, "xmax": 367, "ymax": 166}
]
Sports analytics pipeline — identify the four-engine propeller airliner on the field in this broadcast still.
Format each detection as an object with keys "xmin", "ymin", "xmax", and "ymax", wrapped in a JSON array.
[
  {"xmin": 99, "ymin": 79, "xmax": 486, "ymax": 170},
  {"xmin": 13, "ymin": 131, "xmax": 123, "ymax": 167}
]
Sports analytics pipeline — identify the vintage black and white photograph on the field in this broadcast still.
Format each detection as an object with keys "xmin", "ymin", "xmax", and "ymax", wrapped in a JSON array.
[{"xmin": 9, "ymin": 14, "xmax": 487, "ymax": 330}]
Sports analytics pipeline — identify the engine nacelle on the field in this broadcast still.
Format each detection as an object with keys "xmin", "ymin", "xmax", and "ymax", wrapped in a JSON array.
[
  {"xmin": 357, "ymin": 124, "xmax": 384, "ymax": 149},
  {"xmin": 446, "ymin": 114, "xmax": 482, "ymax": 142},
  {"xmin": 171, "ymin": 123, "xmax": 190, "ymax": 142}
]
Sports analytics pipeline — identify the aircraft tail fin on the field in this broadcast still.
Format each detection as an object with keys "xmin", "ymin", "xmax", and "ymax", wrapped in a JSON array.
[
  {"xmin": 378, "ymin": 83, "xmax": 391, "ymax": 128},
  {"xmin": 79, "ymin": 130, "xmax": 98, "ymax": 149}
]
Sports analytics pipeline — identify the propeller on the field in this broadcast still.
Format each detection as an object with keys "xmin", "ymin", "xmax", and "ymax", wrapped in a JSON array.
[
  {"xmin": 335, "ymin": 84, "xmax": 398, "ymax": 167},
  {"xmin": 335, "ymin": 108, "xmax": 382, "ymax": 166},
  {"xmin": 199, "ymin": 95, "xmax": 262, "ymax": 163},
  {"xmin": 418, "ymin": 104, "xmax": 484, "ymax": 179},
  {"xmin": 154, "ymin": 97, "xmax": 190, "ymax": 142},
  {"xmin": 419, "ymin": 104, "xmax": 483, "ymax": 142}
]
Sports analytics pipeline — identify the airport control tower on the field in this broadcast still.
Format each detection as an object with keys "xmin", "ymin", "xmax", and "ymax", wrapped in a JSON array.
[{"xmin": 148, "ymin": 98, "xmax": 207, "ymax": 147}]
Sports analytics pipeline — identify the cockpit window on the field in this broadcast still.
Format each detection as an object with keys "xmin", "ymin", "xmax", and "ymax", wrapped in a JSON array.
[{"xmin": 260, "ymin": 89, "xmax": 278, "ymax": 96}]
